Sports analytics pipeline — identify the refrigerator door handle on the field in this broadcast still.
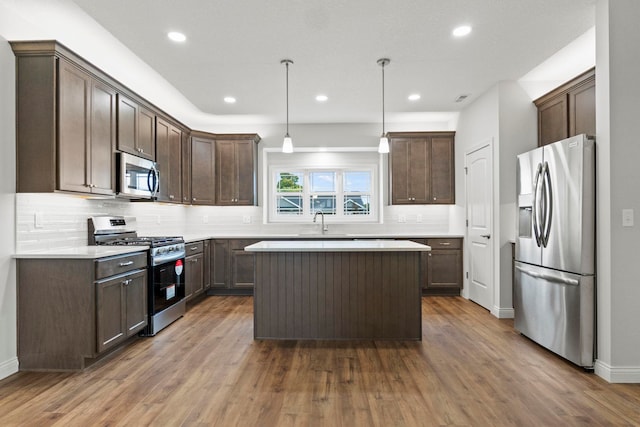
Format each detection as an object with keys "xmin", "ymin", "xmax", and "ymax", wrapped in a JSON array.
[
  {"xmin": 542, "ymin": 161, "xmax": 553, "ymax": 247},
  {"xmin": 515, "ymin": 265, "xmax": 580, "ymax": 286},
  {"xmin": 533, "ymin": 163, "xmax": 543, "ymax": 247}
]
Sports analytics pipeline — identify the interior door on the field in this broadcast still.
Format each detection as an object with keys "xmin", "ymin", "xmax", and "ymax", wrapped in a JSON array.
[{"xmin": 465, "ymin": 143, "xmax": 493, "ymax": 310}]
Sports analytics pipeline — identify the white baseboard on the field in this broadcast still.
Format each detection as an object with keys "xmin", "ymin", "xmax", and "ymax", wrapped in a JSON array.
[
  {"xmin": 491, "ymin": 306, "xmax": 514, "ymax": 319},
  {"xmin": 595, "ymin": 360, "xmax": 640, "ymax": 383},
  {"xmin": 0, "ymin": 357, "xmax": 18, "ymax": 381}
]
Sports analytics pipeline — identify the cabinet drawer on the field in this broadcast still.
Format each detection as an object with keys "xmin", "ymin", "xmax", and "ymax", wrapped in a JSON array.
[
  {"xmin": 95, "ymin": 252, "xmax": 147, "ymax": 279},
  {"xmin": 426, "ymin": 238, "xmax": 462, "ymax": 249},
  {"xmin": 185, "ymin": 241, "xmax": 204, "ymax": 255}
]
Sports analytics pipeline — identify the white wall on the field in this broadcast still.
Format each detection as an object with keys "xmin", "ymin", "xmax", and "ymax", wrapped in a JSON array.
[
  {"xmin": 455, "ymin": 81, "xmax": 536, "ymax": 317},
  {"xmin": 0, "ymin": 36, "xmax": 18, "ymax": 379},
  {"xmin": 594, "ymin": 0, "xmax": 640, "ymax": 382}
]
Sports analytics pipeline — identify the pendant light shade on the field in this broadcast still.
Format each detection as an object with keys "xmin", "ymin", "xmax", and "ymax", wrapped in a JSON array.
[
  {"xmin": 281, "ymin": 59, "xmax": 294, "ymax": 153},
  {"xmin": 377, "ymin": 58, "xmax": 390, "ymax": 154}
]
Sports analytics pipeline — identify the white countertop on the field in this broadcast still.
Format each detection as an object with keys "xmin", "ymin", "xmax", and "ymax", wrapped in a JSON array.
[
  {"xmin": 183, "ymin": 232, "xmax": 463, "ymax": 243},
  {"xmin": 14, "ymin": 246, "xmax": 147, "ymax": 260},
  {"xmin": 244, "ymin": 240, "xmax": 431, "ymax": 252}
]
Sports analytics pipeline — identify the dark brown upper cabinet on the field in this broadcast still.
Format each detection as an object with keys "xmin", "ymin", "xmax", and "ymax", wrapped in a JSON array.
[
  {"xmin": 12, "ymin": 42, "xmax": 116, "ymax": 196},
  {"xmin": 215, "ymin": 134, "xmax": 260, "ymax": 206},
  {"xmin": 117, "ymin": 94, "xmax": 156, "ymax": 160},
  {"xmin": 190, "ymin": 133, "xmax": 216, "ymax": 205},
  {"xmin": 534, "ymin": 68, "xmax": 595, "ymax": 146},
  {"xmin": 155, "ymin": 116, "xmax": 183, "ymax": 203},
  {"xmin": 388, "ymin": 131, "xmax": 455, "ymax": 205}
]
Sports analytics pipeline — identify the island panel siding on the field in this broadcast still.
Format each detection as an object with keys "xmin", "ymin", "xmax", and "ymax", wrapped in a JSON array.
[{"xmin": 253, "ymin": 251, "xmax": 422, "ymax": 340}]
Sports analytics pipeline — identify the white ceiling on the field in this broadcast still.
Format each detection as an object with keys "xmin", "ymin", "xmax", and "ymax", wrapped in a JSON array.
[{"xmin": 47, "ymin": 1, "xmax": 597, "ymax": 125}]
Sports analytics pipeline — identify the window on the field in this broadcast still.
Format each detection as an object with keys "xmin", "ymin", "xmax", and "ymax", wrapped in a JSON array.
[{"xmin": 269, "ymin": 166, "xmax": 378, "ymax": 223}]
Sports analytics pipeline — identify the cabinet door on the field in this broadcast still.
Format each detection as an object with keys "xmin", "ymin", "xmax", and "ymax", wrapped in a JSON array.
[
  {"xmin": 181, "ymin": 131, "xmax": 192, "ymax": 204},
  {"xmin": 569, "ymin": 79, "xmax": 595, "ymax": 138},
  {"xmin": 89, "ymin": 80, "xmax": 116, "ymax": 195},
  {"xmin": 425, "ymin": 238, "xmax": 462, "ymax": 295},
  {"xmin": 235, "ymin": 140, "xmax": 256, "ymax": 205},
  {"xmin": 96, "ymin": 276, "xmax": 125, "ymax": 353},
  {"xmin": 58, "ymin": 59, "xmax": 90, "ymax": 193},
  {"xmin": 185, "ymin": 253, "xmax": 204, "ymax": 300},
  {"xmin": 230, "ymin": 239, "xmax": 258, "ymax": 289},
  {"xmin": 390, "ymin": 138, "xmax": 429, "ymax": 204},
  {"xmin": 538, "ymin": 95, "xmax": 568, "ymax": 146},
  {"xmin": 203, "ymin": 240, "xmax": 211, "ymax": 291},
  {"xmin": 156, "ymin": 117, "xmax": 182, "ymax": 203},
  {"xmin": 431, "ymin": 136, "xmax": 454, "ymax": 203},
  {"xmin": 191, "ymin": 136, "xmax": 216, "ymax": 205},
  {"xmin": 211, "ymin": 240, "xmax": 230, "ymax": 288},
  {"xmin": 116, "ymin": 94, "xmax": 138, "ymax": 156},
  {"xmin": 215, "ymin": 140, "xmax": 236, "ymax": 205},
  {"xmin": 116, "ymin": 95, "xmax": 155, "ymax": 160},
  {"xmin": 138, "ymin": 106, "xmax": 156, "ymax": 160},
  {"xmin": 124, "ymin": 269, "xmax": 148, "ymax": 336}
]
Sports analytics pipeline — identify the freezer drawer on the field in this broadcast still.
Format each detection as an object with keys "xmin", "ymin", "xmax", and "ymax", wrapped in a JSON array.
[{"xmin": 514, "ymin": 261, "xmax": 595, "ymax": 368}]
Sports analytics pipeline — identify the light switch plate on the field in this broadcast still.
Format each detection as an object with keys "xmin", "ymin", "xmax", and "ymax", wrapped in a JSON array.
[
  {"xmin": 242, "ymin": 215, "xmax": 251, "ymax": 224},
  {"xmin": 622, "ymin": 209, "xmax": 634, "ymax": 227}
]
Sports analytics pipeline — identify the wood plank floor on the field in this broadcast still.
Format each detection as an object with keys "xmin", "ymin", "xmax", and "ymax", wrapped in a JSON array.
[{"xmin": 1, "ymin": 296, "xmax": 639, "ymax": 426}]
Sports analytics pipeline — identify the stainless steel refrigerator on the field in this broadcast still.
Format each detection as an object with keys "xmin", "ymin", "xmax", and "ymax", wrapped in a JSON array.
[{"xmin": 514, "ymin": 134, "xmax": 595, "ymax": 368}]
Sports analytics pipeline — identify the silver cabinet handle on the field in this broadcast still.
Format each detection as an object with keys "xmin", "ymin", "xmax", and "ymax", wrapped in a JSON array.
[
  {"xmin": 440, "ymin": 242, "xmax": 451, "ymax": 245},
  {"xmin": 122, "ymin": 279, "xmax": 132, "ymax": 286},
  {"xmin": 169, "ymin": 195, "xmax": 174, "ymax": 200},
  {"xmin": 119, "ymin": 261, "xmax": 134, "ymax": 267},
  {"xmin": 190, "ymin": 246, "xmax": 198, "ymax": 251},
  {"xmin": 481, "ymin": 234, "xmax": 491, "ymax": 239}
]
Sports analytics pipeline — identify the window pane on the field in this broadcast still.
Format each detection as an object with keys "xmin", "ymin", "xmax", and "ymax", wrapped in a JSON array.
[
  {"xmin": 276, "ymin": 172, "xmax": 304, "ymax": 192},
  {"xmin": 344, "ymin": 171, "xmax": 371, "ymax": 192},
  {"xmin": 310, "ymin": 172, "xmax": 335, "ymax": 192},
  {"xmin": 310, "ymin": 195, "xmax": 336, "ymax": 215},
  {"xmin": 344, "ymin": 195, "xmax": 370, "ymax": 215},
  {"xmin": 277, "ymin": 195, "xmax": 303, "ymax": 215}
]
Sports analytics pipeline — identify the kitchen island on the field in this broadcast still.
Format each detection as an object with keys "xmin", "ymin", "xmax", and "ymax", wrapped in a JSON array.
[{"xmin": 245, "ymin": 240, "xmax": 430, "ymax": 340}]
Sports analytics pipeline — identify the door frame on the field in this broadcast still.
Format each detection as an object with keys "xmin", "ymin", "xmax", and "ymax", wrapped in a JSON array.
[{"xmin": 463, "ymin": 140, "xmax": 495, "ymax": 311}]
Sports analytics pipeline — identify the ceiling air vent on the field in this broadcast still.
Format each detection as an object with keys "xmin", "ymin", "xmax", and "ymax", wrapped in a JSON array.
[{"xmin": 454, "ymin": 94, "xmax": 469, "ymax": 103}]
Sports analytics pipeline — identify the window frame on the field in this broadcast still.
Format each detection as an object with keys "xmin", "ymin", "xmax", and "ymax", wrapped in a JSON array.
[{"xmin": 268, "ymin": 164, "xmax": 379, "ymax": 224}]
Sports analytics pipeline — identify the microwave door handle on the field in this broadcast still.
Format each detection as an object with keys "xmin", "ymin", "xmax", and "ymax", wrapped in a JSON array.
[
  {"xmin": 542, "ymin": 162, "xmax": 553, "ymax": 247},
  {"xmin": 532, "ymin": 163, "xmax": 543, "ymax": 247},
  {"xmin": 151, "ymin": 165, "xmax": 159, "ymax": 198},
  {"xmin": 147, "ymin": 166, "xmax": 159, "ymax": 198}
]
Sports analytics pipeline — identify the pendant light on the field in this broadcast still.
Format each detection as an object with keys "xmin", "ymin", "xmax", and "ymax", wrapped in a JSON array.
[
  {"xmin": 281, "ymin": 59, "xmax": 294, "ymax": 153},
  {"xmin": 377, "ymin": 58, "xmax": 390, "ymax": 154}
]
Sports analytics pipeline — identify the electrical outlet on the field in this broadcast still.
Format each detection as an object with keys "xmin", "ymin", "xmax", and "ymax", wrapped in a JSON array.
[
  {"xmin": 622, "ymin": 209, "xmax": 634, "ymax": 227},
  {"xmin": 34, "ymin": 212, "xmax": 44, "ymax": 229},
  {"xmin": 203, "ymin": 215, "xmax": 209, "ymax": 224},
  {"xmin": 242, "ymin": 215, "xmax": 251, "ymax": 224},
  {"xmin": 156, "ymin": 215, "xmax": 161, "ymax": 225},
  {"xmin": 398, "ymin": 214, "xmax": 406, "ymax": 223},
  {"xmin": 416, "ymin": 214, "xmax": 423, "ymax": 223}
]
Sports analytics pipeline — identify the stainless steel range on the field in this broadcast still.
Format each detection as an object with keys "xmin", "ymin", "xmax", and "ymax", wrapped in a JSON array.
[{"xmin": 89, "ymin": 216, "xmax": 186, "ymax": 336}]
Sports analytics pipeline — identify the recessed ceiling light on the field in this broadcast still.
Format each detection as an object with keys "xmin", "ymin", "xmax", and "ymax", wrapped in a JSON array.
[
  {"xmin": 408, "ymin": 94, "xmax": 421, "ymax": 101},
  {"xmin": 452, "ymin": 25, "xmax": 472, "ymax": 37},
  {"xmin": 167, "ymin": 31, "xmax": 186, "ymax": 42},
  {"xmin": 224, "ymin": 96, "xmax": 236, "ymax": 104},
  {"xmin": 315, "ymin": 94, "xmax": 328, "ymax": 102}
]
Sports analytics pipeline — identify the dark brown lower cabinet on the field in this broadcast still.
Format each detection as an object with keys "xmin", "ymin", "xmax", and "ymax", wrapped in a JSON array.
[
  {"xmin": 185, "ymin": 242, "xmax": 204, "ymax": 302},
  {"xmin": 209, "ymin": 239, "xmax": 258, "ymax": 295},
  {"xmin": 18, "ymin": 251, "xmax": 148, "ymax": 370},
  {"xmin": 424, "ymin": 238, "xmax": 463, "ymax": 295}
]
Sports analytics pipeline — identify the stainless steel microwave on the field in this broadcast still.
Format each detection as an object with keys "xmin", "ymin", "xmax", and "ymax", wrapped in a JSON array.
[{"xmin": 117, "ymin": 152, "xmax": 159, "ymax": 199}]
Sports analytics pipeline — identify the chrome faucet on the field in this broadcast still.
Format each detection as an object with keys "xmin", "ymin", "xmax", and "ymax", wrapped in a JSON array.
[{"xmin": 313, "ymin": 211, "xmax": 328, "ymax": 234}]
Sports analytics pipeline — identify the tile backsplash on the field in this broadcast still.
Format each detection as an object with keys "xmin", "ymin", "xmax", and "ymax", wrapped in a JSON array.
[{"xmin": 16, "ymin": 193, "xmax": 460, "ymax": 251}]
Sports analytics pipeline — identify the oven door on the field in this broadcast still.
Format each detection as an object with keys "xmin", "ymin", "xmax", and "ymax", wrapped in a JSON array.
[{"xmin": 150, "ymin": 257, "xmax": 185, "ymax": 315}]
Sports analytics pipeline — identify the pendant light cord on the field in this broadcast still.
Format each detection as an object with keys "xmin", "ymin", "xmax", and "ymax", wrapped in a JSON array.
[
  {"xmin": 286, "ymin": 60, "xmax": 290, "ymax": 135},
  {"xmin": 381, "ymin": 61, "xmax": 385, "ymax": 135}
]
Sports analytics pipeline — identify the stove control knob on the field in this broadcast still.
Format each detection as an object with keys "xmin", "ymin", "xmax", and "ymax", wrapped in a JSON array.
[{"xmin": 158, "ymin": 248, "xmax": 166, "ymax": 255}]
